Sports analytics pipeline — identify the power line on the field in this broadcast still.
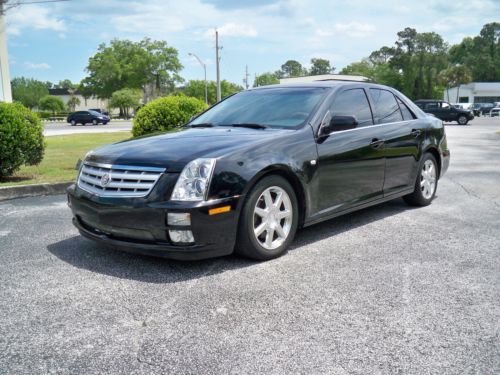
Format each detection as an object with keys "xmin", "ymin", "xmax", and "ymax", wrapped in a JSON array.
[{"xmin": 1, "ymin": 0, "xmax": 70, "ymax": 14}]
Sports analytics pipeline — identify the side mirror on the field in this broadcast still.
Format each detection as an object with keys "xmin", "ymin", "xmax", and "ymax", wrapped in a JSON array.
[{"xmin": 321, "ymin": 115, "xmax": 358, "ymax": 135}]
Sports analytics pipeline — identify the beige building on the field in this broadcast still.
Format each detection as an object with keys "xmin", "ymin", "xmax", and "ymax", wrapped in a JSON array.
[{"xmin": 49, "ymin": 88, "xmax": 110, "ymax": 112}]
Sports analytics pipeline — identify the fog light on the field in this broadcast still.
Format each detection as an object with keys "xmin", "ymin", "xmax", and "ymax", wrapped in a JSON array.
[
  {"xmin": 169, "ymin": 230, "xmax": 194, "ymax": 243},
  {"xmin": 167, "ymin": 212, "xmax": 191, "ymax": 226}
]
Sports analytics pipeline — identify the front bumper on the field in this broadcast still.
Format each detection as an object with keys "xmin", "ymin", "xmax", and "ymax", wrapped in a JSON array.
[{"xmin": 67, "ymin": 184, "xmax": 241, "ymax": 260}]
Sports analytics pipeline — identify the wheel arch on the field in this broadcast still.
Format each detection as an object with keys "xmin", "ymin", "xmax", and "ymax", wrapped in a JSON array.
[
  {"xmin": 423, "ymin": 146, "xmax": 441, "ymax": 178},
  {"xmin": 241, "ymin": 165, "xmax": 308, "ymax": 228}
]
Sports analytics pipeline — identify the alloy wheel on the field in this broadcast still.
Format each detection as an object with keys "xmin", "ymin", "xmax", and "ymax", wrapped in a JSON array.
[
  {"xmin": 421, "ymin": 159, "xmax": 436, "ymax": 199},
  {"xmin": 253, "ymin": 186, "xmax": 293, "ymax": 250}
]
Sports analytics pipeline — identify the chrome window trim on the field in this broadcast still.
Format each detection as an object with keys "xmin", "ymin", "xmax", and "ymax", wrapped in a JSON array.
[{"xmin": 317, "ymin": 118, "xmax": 418, "ymax": 138}]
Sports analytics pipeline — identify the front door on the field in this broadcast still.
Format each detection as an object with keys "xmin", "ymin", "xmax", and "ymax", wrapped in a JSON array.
[{"xmin": 314, "ymin": 88, "xmax": 385, "ymax": 216}]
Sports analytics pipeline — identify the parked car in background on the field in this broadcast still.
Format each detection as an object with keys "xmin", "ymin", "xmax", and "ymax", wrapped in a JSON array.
[
  {"xmin": 67, "ymin": 110, "xmax": 110, "ymax": 126},
  {"xmin": 490, "ymin": 108, "xmax": 500, "ymax": 117},
  {"xmin": 414, "ymin": 99, "xmax": 474, "ymax": 125},
  {"xmin": 68, "ymin": 82, "xmax": 450, "ymax": 261},
  {"xmin": 472, "ymin": 103, "xmax": 495, "ymax": 117}
]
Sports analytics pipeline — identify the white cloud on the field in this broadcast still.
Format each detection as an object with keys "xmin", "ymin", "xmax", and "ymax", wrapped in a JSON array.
[
  {"xmin": 203, "ymin": 23, "xmax": 258, "ymax": 39},
  {"xmin": 24, "ymin": 62, "xmax": 51, "ymax": 70},
  {"xmin": 7, "ymin": 5, "xmax": 65, "ymax": 36},
  {"xmin": 315, "ymin": 22, "xmax": 376, "ymax": 39}
]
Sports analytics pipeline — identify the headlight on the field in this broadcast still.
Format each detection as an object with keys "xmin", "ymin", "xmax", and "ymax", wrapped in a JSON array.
[{"xmin": 171, "ymin": 158, "xmax": 216, "ymax": 201}]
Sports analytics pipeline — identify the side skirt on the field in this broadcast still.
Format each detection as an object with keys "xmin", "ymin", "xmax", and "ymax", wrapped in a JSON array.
[{"xmin": 303, "ymin": 188, "xmax": 414, "ymax": 228}]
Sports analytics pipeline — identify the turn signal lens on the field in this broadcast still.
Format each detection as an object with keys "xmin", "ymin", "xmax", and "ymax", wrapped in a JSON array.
[{"xmin": 167, "ymin": 213, "xmax": 191, "ymax": 226}]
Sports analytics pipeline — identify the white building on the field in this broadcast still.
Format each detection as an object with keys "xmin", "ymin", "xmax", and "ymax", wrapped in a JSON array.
[
  {"xmin": 444, "ymin": 82, "xmax": 500, "ymax": 104},
  {"xmin": 49, "ymin": 88, "xmax": 110, "ymax": 112},
  {"xmin": 280, "ymin": 74, "xmax": 369, "ymax": 84}
]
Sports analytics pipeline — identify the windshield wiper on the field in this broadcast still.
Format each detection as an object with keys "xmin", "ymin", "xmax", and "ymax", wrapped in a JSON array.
[
  {"xmin": 189, "ymin": 123, "xmax": 214, "ymax": 128},
  {"xmin": 221, "ymin": 123, "xmax": 267, "ymax": 129}
]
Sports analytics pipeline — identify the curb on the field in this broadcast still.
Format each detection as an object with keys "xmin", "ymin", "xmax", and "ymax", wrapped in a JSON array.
[{"xmin": 0, "ymin": 182, "xmax": 73, "ymax": 202}]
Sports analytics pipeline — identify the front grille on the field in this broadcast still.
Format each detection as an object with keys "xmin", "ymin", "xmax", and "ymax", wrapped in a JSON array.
[{"xmin": 77, "ymin": 161, "xmax": 165, "ymax": 197}]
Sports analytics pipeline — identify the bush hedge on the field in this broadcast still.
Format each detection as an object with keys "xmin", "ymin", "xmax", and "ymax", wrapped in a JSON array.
[
  {"xmin": 0, "ymin": 102, "xmax": 45, "ymax": 179},
  {"xmin": 132, "ymin": 95, "xmax": 207, "ymax": 137}
]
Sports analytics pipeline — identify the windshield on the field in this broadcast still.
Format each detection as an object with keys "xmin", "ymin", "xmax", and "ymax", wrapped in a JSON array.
[
  {"xmin": 190, "ymin": 87, "xmax": 327, "ymax": 128},
  {"xmin": 89, "ymin": 110, "xmax": 103, "ymax": 116}
]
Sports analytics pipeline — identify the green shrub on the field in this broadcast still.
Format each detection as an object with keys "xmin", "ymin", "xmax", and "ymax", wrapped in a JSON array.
[
  {"xmin": 132, "ymin": 95, "xmax": 207, "ymax": 137},
  {"xmin": 0, "ymin": 102, "xmax": 45, "ymax": 179}
]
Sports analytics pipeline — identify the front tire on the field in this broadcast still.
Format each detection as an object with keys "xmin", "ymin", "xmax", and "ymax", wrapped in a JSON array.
[
  {"xmin": 236, "ymin": 175, "xmax": 299, "ymax": 260},
  {"xmin": 92, "ymin": 119, "xmax": 98, "ymax": 125},
  {"xmin": 457, "ymin": 115, "xmax": 468, "ymax": 125},
  {"xmin": 403, "ymin": 153, "xmax": 438, "ymax": 207}
]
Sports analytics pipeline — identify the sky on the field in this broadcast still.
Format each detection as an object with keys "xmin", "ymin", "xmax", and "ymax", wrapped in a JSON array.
[{"xmin": 5, "ymin": 0, "xmax": 500, "ymax": 87}]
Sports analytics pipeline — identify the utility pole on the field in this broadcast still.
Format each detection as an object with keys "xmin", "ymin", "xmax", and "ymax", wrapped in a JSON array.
[
  {"xmin": 243, "ymin": 65, "xmax": 249, "ymax": 90},
  {"xmin": 215, "ymin": 29, "xmax": 222, "ymax": 102},
  {"xmin": 188, "ymin": 52, "xmax": 207, "ymax": 104}
]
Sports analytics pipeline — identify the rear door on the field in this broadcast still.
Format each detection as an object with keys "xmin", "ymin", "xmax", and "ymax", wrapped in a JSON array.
[
  {"xmin": 434, "ymin": 102, "xmax": 455, "ymax": 121},
  {"xmin": 314, "ymin": 87, "xmax": 385, "ymax": 215},
  {"xmin": 368, "ymin": 89, "xmax": 423, "ymax": 195}
]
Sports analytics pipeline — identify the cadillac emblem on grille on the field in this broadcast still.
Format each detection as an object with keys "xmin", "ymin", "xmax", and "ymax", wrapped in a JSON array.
[{"xmin": 100, "ymin": 173, "xmax": 111, "ymax": 187}]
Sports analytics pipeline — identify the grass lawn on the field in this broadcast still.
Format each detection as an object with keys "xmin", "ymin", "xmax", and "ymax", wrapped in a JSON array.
[{"xmin": 0, "ymin": 132, "xmax": 132, "ymax": 187}]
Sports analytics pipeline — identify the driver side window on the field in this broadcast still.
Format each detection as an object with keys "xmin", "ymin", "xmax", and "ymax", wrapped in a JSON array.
[
  {"xmin": 441, "ymin": 102, "xmax": 451, "ymax": 109},
  {"xmin": 329, "ymin": 88, "xmax": 374, "ymax": 127}
]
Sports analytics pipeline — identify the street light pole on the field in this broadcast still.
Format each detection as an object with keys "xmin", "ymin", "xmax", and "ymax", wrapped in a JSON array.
[
  {"xmin": 215, "ymin": 29, "xmax": 222, "ymax": 102},
  {"xmin": 188, "ymin": 52, "xmax": 208, "ymax": 105}
]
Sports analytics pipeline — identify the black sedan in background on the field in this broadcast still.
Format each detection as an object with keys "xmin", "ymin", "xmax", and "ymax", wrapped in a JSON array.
[
  {"xmin": 67, "ymin": 110, "xmax": 110, "ymax": 126},
  {"xmin": 414, "ymin": 99, "xmax": 474, "ymax": 125},
  {"xmin": 67, "ymin": 82, "xmax": 450, "ymax": 261}
]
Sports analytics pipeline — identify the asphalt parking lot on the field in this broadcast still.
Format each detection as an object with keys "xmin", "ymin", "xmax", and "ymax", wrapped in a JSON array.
[
  {"xmin": 43, "ymin": 121, "xmax": 132, "ymax": 136},
  {"xmin": 1, "ymin": 117, "xmax": 499, "ymax": 374}
]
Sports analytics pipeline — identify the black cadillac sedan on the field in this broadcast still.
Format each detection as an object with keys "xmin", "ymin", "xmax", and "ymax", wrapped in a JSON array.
[{"xmin": 67, "ymin": 82, "xmax": 450, "ymax": 261}]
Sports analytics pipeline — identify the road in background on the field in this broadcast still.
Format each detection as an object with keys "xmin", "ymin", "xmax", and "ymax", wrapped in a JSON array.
[
  {"xmin": 1, "ymin": 119, "xmax": 499, "ymax": 374},
  {"xmin": 43, "ymin": 120, "xmax": 132, "ymax": 136}
]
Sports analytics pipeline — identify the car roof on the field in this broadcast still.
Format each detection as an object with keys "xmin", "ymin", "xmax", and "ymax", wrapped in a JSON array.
[
  {"xmin": 414, "ymin": 99, "xmax": 444, "ymax": 102},
  {"xmin": 248, "ymin": 81, "xmax": 401, "ymax": 92}
]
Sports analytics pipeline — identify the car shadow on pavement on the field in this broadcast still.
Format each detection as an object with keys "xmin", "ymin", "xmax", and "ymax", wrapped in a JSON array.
[{"xmin": 47, "ymin": 198, "xmax": 412, "ymax": 283}]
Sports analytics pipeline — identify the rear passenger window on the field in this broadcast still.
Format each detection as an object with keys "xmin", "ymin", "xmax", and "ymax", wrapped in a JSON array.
[
  {"xmin": 330, "ymin": 88, "xmax": 374, "ymax": 127},
  {"xmin": 396, "ymin": 97, "xmax": 416, "ymax": 120},
  {"xmin": 426, "ymin": 102, "xmax": 438, "ymax": 110},
  {"xmin": 369, "ymin": 89, "xmax": 403, "ymax": 124}
]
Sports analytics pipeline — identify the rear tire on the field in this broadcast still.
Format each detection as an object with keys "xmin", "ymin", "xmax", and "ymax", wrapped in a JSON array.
[
  {"xmin": 70, "ymin": 120, "xmax": 76, "ymax": 126},
  {"xmin": 235, "ymin": 175, "xmax": 299, "ymax": 260},
  {"xmin": 457, "ymin": 115, "xmax": 468, "ymax": 125},
  {"xmin": 403, "ymin": 153, "xmax": 438, "ymax": 207}
]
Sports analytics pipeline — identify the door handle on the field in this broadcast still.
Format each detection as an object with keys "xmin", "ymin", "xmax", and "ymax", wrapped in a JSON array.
[
  {"xmin": 370, "ymin": 138, "xmax": 384, "ymax": 149},
  {"xmin": 410, "ymin": 129, "xmax": 422, "ymax": 137}
]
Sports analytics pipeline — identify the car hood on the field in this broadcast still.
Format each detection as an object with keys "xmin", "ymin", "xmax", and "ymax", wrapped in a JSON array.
[{"xmin": 85, "ymin": 127, "xmax": 287, "ymax": 172}]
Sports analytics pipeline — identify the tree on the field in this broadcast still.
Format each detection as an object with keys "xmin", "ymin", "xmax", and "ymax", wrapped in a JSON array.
[
  {"xmin": 279, "ymin": 60, "xmax": 305, "ymax": 78},
  {"xmin": 109, "ymin": 88, "xmax": 142, "ymax": 118},
  {"xmin": 38, "ymin": 95, "xmax": 65, "ymax": 115},
  {"xmin": 66, "ymin": 96, "xmax": 81, "ymax": 112},
  {"xmin": 449, "ymin": 22, "xmax": 499, "ymax": 82},
  {"xmin": 82, "ymin": 38, "xmax": 183, "ymax": 100},
  {"xmin": 437, "ymin": 65, "xmax": 472, "ymax": 103},
  {"xmin": 183, "ymin": 80, "xmax": 243, "ymax": 104},
  {"xmin": 11, "ymin": 77, "xmax": 49, "ymax": 109},
  {"xmin": 55, "ymin": 79, "xmax": 77, "ymax": 89},
  {"xmin": 253, "ymin": 72, "xmax": 279, "ymax": 87},
  {"xmin": 309, "ymin": 58, "xmax": 334, "ymax": 75}
]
